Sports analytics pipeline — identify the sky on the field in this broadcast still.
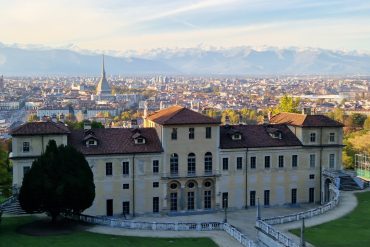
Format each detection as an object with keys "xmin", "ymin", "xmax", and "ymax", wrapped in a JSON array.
[{"xmin": 1, "ymin": 0, "xmax": 370, "ymax": 52}]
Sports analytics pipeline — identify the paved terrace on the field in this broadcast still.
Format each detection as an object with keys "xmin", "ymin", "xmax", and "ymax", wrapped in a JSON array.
[
  {"xmin": 87, "ymin": 203, "xmax": 316, "ymax": 247},
  {"xmin": 87, "ymin": 190, "xmax": 359, "ymax": 247}
]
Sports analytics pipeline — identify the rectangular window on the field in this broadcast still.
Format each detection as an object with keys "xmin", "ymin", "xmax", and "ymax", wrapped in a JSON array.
[
  {"xmin": 153, "ymin": 182, "xmax": 159, "ymax": 188},
  {"xmin": 329, "ymin": 154, "xmax": 335, "ymax": 168},
  {"xmin": 152, "ymin": 160, "xmax": 159, "ymax": 174},
  {"xmin": 204, "ymin": 191, "xmax": 211, "ymax": 209},
  {"xmin": 123, "ymin": 183, "xmax": 129, "ymax": 189},
  {"xmin": 264, "ymin": 156, "xmax": 270, "ymax": 169},
  {"xmin": 309, "ymin": 174, "xmax": 315, "ymax": 179},
  {"xmin": 153, "ymin": 197, "xmax": 159, "ymax": 213},
  {"xmin": 171, "ymin": 128, "xmax": 177, "ymax": 140},
  {"xmin": 106, "ymin": 162, "xmax": 113, "ymax": 176},
  {"xmin": 106, "ymin": 199, "xmax": 113, "ymax": 216},
  {"xmin": 122, "ymin": 161, "xmax": 129, "ymax": 175},
  {"xmin": 278, "ymin": 155, "xmax": 284, "ymax": 168},
  {"xmin": 170, "ymin": 193, "xmax": 177, "ymax": 211},
  {"xmin": 310, "ymin": 154, "xmax": 316, "ymax": 168},
  {"xmin": 292, "ymin": 155, "xmax": 298, "ymax": 168},
  {"xmin": 309, "ymin": 188, "xmax": 315, "ymax": 203},
  {"xmin": 250, "ymin": 191, "xmax": 256, "ymax": 207},
  {"xmin": 222, "ymin": 158, "xmax": 229, "ymax": 170},
  {"xmin": 236, "ymin": 157, "xmax": 243, "ymax": 170},
  {"xmin": 23, "ymin": 142, "xmax": 30, "ymax": 152},
  {"xmin": 329, "ymin": 133, "xmax": 335, "ymax": 142},
  {"xmin": 23, "ymin": 166, "xmax": 30, "ymax": 175},
  {"xmin": 264, "ymin": 190, "xmax": 270, "ymax": 206},
  {"xmin": 310, "ymin": 133, "xmax": 316, "ymax": 142},
  {"xmin": 206, "ymin": 127, "xmax": 212, "ymax": 139},
  {"xmin": 189, "ymin": 128, "xmax": 194, "ymax": 139},
  {"xmin": 291, "ymin": 188, "xmax": 297, "ymax": 204},
  {"xmin": 188, "ymin": 192, "xmax": 195, "ymax": 210},
  {"xmin": 122, "ymin": 201, "xmax": 130, "ymax": 215},
  {"xmin": 222, "ymin": 192, "xmax": 228, "ymax": 209},
  {"xmin": 250, "ymin": 156, "xmax": 256, "ymax": 169}
]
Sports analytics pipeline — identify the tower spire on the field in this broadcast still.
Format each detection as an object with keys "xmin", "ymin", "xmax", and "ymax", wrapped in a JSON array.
[{"xmin": 102, "ymin": 54, "xmax": 106, "ymax": 78}]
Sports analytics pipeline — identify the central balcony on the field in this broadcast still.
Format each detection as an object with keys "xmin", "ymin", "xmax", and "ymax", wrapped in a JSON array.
[{"xmin": 161, "ymin": 170, "xmax": 220, "ymax": 179}]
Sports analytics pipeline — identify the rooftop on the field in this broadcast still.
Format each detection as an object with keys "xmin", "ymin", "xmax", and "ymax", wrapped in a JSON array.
[
  {"xmin": 270, "ymin": 112, "xmax": 344, "ymax": 127},
  {"xmin": 10, "ymin": 121, "xmax": 70, "ymax": 136},
  {"xmin": 147, "ymin": 105, "xmax": 220, "ymax": 125}
]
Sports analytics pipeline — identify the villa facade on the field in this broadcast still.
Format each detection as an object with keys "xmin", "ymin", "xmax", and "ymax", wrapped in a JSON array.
[{"xmin": 10, "ymin": 106, "xmax": 344, "ymax": 216}]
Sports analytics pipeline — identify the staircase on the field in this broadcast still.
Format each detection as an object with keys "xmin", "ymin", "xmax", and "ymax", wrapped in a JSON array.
[
  {"xmin": 339, "ymin": 175, "xmax": 362, "ymax": 191},
  {"xmin": 0, "ymin": 196, "xmax": 27, "ymax": 215}
]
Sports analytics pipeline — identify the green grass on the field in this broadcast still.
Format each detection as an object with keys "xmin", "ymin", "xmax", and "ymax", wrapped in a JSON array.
[
  {"xmin": 291, "ymin": 191, "xmax": 370, "ymax": 247},
  {"xmin": 0, "ymin": 217, "xmax": 218, "ymax": 247}
]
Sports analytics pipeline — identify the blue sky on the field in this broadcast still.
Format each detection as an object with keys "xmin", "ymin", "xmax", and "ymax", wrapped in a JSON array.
[{"xmin": 1, "ymin": 0, "xmax": 370, "ymax": 52}]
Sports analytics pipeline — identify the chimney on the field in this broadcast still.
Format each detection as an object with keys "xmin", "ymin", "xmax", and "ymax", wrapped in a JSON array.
[
  {"xmin": 302, "ymin": 107, "xmax": 312, "ymax": 115},
  {"xmin": 51, "ymin": 114, "xmax": 57, "ymax": 123},
  {"xmin": 59, "ymin": 113, "xmax": 65, "ymax": 123},
  {"xmin": 131, "ymin": 119, "xmax": 138, "ymax": 128},
  {"xmin": 225, "ymin": 115, "xmax": 230, "ymax": 125},
  {"xmin": 84, "ymin": 120, "xmax": 91, "ymax": 130}
]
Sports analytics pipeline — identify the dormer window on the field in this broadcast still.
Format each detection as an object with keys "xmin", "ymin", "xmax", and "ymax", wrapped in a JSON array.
[
  {"xmin": 86, "ymin": 139, "xmax": 98, "ymax": 147},
  {"xmin": 266, "ymin": 127, "xmax": 282, "ymax": 139},
  {"xmin": 134, "ymin": 137, "xmax": 146, "ymax": 144},
  {"xmin": 271, "ymin": 132, "xmax": 282, "ymax": 139},
  {"xmin": 232, "ymin": 133, "xmax": 242, "ymax": 140}
]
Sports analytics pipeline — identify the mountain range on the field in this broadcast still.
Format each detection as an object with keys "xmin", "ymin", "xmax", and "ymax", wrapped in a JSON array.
[{"xmin": 0, "ymin": 43, "xmax": 370, "ymax": 76}]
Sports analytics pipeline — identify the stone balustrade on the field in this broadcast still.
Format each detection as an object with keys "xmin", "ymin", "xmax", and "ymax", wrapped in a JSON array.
[{"xmin": 256, "ymin": 182, "xmax": 340, "ymax": 247}]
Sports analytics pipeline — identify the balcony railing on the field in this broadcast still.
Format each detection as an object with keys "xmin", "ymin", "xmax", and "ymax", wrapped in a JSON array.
[{"xmin": 162, "ymin": 170, "xmax": 220, "ymax": 178}]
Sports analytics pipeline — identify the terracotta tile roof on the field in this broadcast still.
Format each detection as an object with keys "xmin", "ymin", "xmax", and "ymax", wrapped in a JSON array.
[
  {"xmin": 147, "ymin": 105, "xmax": 220, "ymax": 125},
  {"xmin": 68, "ymin": 128, "xmax": 163, "ymax": 155},
  {"xmin": 10, "ymin": 121, "xmax": 70, "ymax": 136},
  {"xmin": 220, "ymin": 124, "xmax": 302, "ymax": 149},
  {"xmin": 270, "ymin": 112, "xmax": 344, "ymax": 127}
]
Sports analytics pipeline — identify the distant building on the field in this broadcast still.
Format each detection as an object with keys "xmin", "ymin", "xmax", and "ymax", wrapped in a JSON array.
[
  {"xmin": 0, "ymin": 75, "xmax": 4, "ymax": 91},
  {"xmin": 96, "ymin": 55, "xmax": 112, "ymax": 97}
]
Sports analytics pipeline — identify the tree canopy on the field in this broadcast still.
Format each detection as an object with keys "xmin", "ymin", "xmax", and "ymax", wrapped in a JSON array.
[
  {"xmin": 19, "ymin": 140, "xmax": 95, "ymax": 222},
  {"xmin": 275, "ymin": 95, "xmax": 300, "ymax": 113}
]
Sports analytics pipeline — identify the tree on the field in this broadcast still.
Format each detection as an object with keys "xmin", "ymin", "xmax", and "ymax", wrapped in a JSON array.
[
  {"xmin": 19, "ymin": 140, "xmax": 95, "ymax": 222},
  {"xmin": 276, "ymin": 95, "xmax": 300, "ymax": 113},
  {"xmin": 351, "ymin": 113, "xmax": 367, "ymax": 128},
  {"xmin": 364, "ymin": 116, "xmax": 370, "ymax": 130},
  {"xmin": 0, "ymin": 141, "xmax": 11, "ymax": 197}
]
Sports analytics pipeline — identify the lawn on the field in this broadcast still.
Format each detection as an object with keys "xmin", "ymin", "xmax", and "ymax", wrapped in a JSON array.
[
  {"xmin": 0, "ymin": 217, "xmax": 218, "ymax": 247},
  {"xmin": 291, "ymin": 191, "xmax": 370, "ymax": 247}
]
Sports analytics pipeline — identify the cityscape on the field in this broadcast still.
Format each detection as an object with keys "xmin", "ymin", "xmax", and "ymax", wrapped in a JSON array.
[{"xmin": 1, "ymin": 1, "xmax": 370, "ymax": 247}]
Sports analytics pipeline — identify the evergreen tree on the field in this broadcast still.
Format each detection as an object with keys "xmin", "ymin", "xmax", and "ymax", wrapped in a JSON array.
[{"xmin": 19, "ymin": 140, "xmax": 95, "ymax": 222}]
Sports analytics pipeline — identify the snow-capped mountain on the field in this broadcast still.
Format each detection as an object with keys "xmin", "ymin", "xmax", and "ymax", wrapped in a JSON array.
[{"xmin": 0, "ymin": 44, "xmax": 369, "ymax": 75}]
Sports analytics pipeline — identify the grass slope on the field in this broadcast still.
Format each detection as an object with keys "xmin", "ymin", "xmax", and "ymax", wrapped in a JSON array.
[
  {"xmin": 0, "ymin": 217, "xmax": 218, "ymax": 247},
  {"xmin": 291, "ymin": 192, "xmax": 370, "ymax": 247}
]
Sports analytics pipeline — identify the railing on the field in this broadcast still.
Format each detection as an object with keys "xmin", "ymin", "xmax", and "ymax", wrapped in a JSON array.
[
  {"xmin": 256, "ymin": 182, "xmax": 340, "ymax": 247},
  {"xmin": 223, "ymin": 223, "xmax": 257, "ymax": 247},
  {"xmin": 262, "ymin": 183, "xmax": 340, "ymax": 225},
  {"xmin": 0, "ymin": 195, "xmax": 17, "ymax": 210},
  {"xmin": 66, "ymin": 213, "xmax": 223, "ymax": 231},
  {"xmin": 256, "ymin": 220, "xmax": 299, "ymax": 247},
  {"xmin": 161, "ymin": 170, "xmax": 221, "ymax": 178}
]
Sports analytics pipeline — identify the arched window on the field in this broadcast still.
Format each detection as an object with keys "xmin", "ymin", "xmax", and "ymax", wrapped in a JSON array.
[
  {"xmin": 187, "ymin": 153, "xmax": 196, "ymax": 176},
  {"xmin": 204, "ymin": 152, "xmax": 212, "ymax": 174},
  {"xmin": 170, "ymin": 153, "xmax": 178, "ymax": 176}
]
